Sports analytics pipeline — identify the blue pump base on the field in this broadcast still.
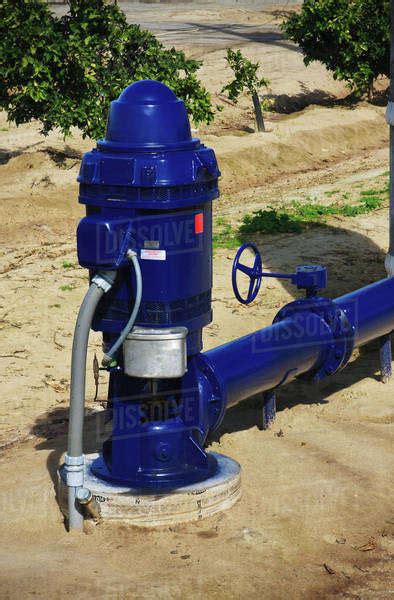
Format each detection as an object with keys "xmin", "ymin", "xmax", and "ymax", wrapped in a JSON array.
[
  {"xmin": 58, "ymin": 452, "xmax": 241, "ymax": 526},
  {"xmin": 91, "ymin": 452, "xmax": 219, "ymax": 491}
]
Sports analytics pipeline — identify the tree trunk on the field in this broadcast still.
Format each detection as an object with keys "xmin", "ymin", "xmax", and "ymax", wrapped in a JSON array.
[
  {"xmin": 368, "ymin": 79, "xmax": 374, "ymax": 101},
  {"xmin": 252, "ymin": 92, "xmax": 265, "ymax": 132}
]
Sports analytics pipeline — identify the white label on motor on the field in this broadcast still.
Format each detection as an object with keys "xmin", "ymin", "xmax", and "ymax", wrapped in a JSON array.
[{"xmin": 140, "ymin": 249, "xmax": 166, "ymax": 261}]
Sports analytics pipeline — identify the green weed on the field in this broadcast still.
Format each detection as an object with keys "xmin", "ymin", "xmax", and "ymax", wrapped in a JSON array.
[
  {"xmin": 214, "ymin": 182, "xmax": 388, "ymax": 248},
  {"xmin": 213, "ymin": 218, "xmax": 241, "ymax": 249},
  {"xmin": 239, "ymin": 191, "xmax": 386, "ymax": 238},
  {"xmin": 239, "ymin": 208, "xmax": 302, "ymax": 235},
  {"xmin": 62, "ymin": 260, "xmax": 74, "ymax": 268},
  {"xmin": 359, "ymin": 188, "xmax": 385, "ymax": 196}
]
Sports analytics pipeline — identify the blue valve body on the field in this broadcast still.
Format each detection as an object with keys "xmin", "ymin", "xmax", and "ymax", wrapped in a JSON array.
[{"xmin": 294, "ymin": 265, "xmax": 327, "ymax": 293}]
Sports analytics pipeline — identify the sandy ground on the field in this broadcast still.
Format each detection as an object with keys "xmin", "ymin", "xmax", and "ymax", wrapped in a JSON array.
[{"xmin": 1, "ymin": 3, "xmax": 394, "ymax": 599}]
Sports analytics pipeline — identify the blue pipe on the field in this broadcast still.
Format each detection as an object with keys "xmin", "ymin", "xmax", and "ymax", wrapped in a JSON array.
[
  {"xmin": 203, "ymin": 276, "xmax": 394, "ymax": 411},
  {"xmin": 334, "ymin": 277, "xmax": 394, "ymax": 347},
  {"xmin": 203, "ymin": 313, "xmax": 332, "ymax": 408}
]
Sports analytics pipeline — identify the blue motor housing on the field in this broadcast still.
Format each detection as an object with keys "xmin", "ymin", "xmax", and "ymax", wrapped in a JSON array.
[{"xmin": 77, "ymin": 80, "xmax": 220, "ymax": 356}]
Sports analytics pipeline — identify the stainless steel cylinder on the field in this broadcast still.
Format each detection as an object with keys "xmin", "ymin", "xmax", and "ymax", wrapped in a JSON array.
[{"xmin": 123, "ymin": 326, "xmax": 188, "ymax": 378}]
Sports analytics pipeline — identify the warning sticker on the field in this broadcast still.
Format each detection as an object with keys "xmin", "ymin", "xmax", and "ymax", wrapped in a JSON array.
[
  {"xmin": 140, "ymin": 249, "xmax": 166, "ymax": 261},
  {"xmin": 195, "ymin": 213, "xmax": 204, "ymax": 234}
]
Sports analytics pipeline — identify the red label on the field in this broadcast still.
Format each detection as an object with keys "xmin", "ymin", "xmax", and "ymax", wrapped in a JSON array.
[{"xmin": 195, "ymin": 213, "xmax": 204, "ymax": 234}]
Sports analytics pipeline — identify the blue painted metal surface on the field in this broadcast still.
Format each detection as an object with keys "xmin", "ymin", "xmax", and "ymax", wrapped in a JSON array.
[
  {"xmin": 202, "ymin": 313, "xmax": 333, "ymax": 409},
  {"xmin": 380, "ymin": 334, "xmax": 392, "ymax": 383},
  {"xmin": 201, "ymin": 276, "xmax": 394, "ymax": 416},
  {"xmin": 75, "ymin": 80, "xmax": 394, "ymax": 490},
  {"xmin": 232, "ymin": 242, "xmax": 262, "ymax": 304},
  {"xmin": 334, "ymin": 277, "xmax": 394, "ymax": 347},
  {"xmin": 260, "ymin": 390, "xmax": 276, "ymax": 430},
  {"xmin": 76, "ymin": 80, "xmax": 220, "ymax": 487},
  {"xmin": 232, "ymin": 242, "xmax": 327, "ymax": 304},
  {"xmin": 77, "ymin": 79, "xmax": 219, "ymax": 354}
]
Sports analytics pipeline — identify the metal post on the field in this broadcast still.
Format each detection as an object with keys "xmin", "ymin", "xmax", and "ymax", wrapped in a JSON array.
[
  {"xmin": 380, "ymin": 333, "xmax": 392, "ymax": 382},
  {"xmin": 389, "ymin": 0, "xmax": 394, "ymax": 262},
  {"xmin": 381, "ymin": 1, "xmax": 394, "ymax": 379},
  {"xmin": 260, "ymin": 390, "xmax": 276, "ymax": 430}
]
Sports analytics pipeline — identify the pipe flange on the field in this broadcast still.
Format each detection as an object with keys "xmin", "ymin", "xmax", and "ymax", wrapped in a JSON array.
[
  {"xmin": 273, "ymin": 297, "xmax": 355, "ymax": 382},
  {"xmin": 197, "ymin": 354, "xmax": 226, "ymax": 434}
]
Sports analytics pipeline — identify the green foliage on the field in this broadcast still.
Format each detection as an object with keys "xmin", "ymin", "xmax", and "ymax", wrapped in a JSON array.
[
  {"xmin": 281, "ymin": 0, "xmax": 390, "ymax": 96},
  {"xmin": 62, "ymin": 260, "xmax": 74, "ymax": 268},
  {"xmin": 239, "ymin": 209, "xmax": 302, "ymax": 235},
  {"xmin": 213, "ymin": 182, "xmax": 388, "ymax": 248},
  {"xmin": 222, "ymin": 49, "xmax": 270, "ymax": 102},
  {"xmin": 213, "ymin": 218, "xmax": 241, "ymax": 249},
  {"xmin": 240, "ymin": 185, "xmax": 387, "ymax": 237},
  {"xmin": 221, "ymin": 48, "xmax": 272, "ymax": 132},
  {"xmin": 0, "ymin": 0, "xmax": 214, "ymax": 139}
]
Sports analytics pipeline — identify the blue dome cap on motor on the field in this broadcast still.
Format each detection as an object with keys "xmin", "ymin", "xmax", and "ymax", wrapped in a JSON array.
[
  {"xmin": 78, "ymin": 79, "xmax": 220, "ymax": 209},
  {"xmin": 118, "ymin": 79, "xmax": 177, "ymax": 103},
  {"xmin": 101, "ymin": 79, "xmax": 193, "ymax": 149}
]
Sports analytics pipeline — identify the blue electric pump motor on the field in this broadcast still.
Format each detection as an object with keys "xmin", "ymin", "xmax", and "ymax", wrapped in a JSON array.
[
  {"xmin": 77, "ymin": 80, "xmax": 221, "ymax": 488},
  {"xmin": 75, "ymin": 80, "xmax": 394, "ymax": 494}
]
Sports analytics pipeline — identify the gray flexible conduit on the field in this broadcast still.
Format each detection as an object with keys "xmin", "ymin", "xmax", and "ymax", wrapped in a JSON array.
[
  {"xmin": 67, "ymin": 270, "xmax": 116, "ymax": 530},
  {"xmin": 68, "ymin": 283, "xmax": 107, "ymax": 457},
  {"xmin": 102, "ymin": 250, "xmax": 142, "ymax": 366},
  {"xmin": 66, "ymin": 251, "xmax": 142, "ymax": 530}
]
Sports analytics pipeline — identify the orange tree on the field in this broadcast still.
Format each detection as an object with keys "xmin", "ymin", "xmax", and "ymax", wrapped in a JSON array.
[
  {"xmin": 282, "ymin": 0, "xmax": 390, "ymax": 97},
  {"xmin": 0, "ymin": 0, "xmax": 214, "ymax": 139},
  {"xmin": 221, "ymin": 49, "xmax": 271, "ymax": 132}
]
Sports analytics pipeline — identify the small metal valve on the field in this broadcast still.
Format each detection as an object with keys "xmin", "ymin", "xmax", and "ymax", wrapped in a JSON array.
[{"xmin": 232, "ymin": 242, "xmax": 327, "ymax": 305}]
